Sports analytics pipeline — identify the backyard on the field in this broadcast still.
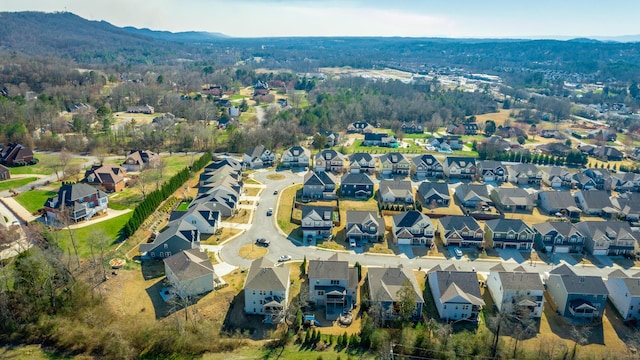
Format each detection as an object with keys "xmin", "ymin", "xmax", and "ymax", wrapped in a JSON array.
[
  {"xmin": 53, "ymin": 212, "xmax": 133, "ymax": 258},
  {"xmin": 14, "ymin": 189, "xmax": 57, "ymax": 213}
]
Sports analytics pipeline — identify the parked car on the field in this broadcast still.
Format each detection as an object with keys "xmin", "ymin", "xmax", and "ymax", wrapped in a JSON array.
[
  {"xmin": 273, "ymin": 190, "xmax": 279, "ymax": 195},
  {"xmin": 454, "ymin": 247, "xmax": 463, "ymax": 257},
  {"xmin": 278, "ymin": 255, "xmax": 292, "ymax": 262},
  {"xmin": 256, "ymin": 238, "xmax": 271, "ymax": 247},
  {"xmin": 267, "ymin": 208, "xmax": 273, "ymax": 216},
  {"xmin": 349, "ymin": 238, "xmax": 357, "ymax": 248}
]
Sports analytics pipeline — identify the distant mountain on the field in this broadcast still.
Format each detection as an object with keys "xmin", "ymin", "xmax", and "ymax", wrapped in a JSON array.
[{"xmin": 122, "ymin": 27, "xmax": 228, "ymax": 42}]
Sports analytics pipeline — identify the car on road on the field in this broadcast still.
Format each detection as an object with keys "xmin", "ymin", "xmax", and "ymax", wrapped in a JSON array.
[
  {"xmin": 273, "ymin": 190, "xmax": 278, "ymax": 195},
  {"xmin": 454, "ymin": 247, "xmax": 463, "ymax": 257},
  {"xmin": 278, "ymin": 255, "xmax": 292, "ymax": 262},
  {"xmin": 256, "ymin": 238, "xmax": 270, "ymax": 247},
  {"xmin": 266, "ymin": 208, "xmax": 273, "ymax": 216}
]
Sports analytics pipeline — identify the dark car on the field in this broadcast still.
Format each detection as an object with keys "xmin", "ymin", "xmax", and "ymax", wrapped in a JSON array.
[
  {"xmin": 273, "ymin": 190, "xmax": 279, "ymax": 195},
  {"xmin": 256, "ymin": 238, "xmax": 271, "ymax": 246}
]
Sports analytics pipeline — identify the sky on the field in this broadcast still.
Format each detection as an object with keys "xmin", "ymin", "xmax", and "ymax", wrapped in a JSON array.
[{"xmin": 1, "ymin": 0, "xmax": 639, "ymax": 38}]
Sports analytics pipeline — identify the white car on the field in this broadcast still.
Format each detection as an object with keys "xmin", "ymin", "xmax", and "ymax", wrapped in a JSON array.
[
  {"xmin": 454, "ymin": 247, "xmax": 463, "ymax": 257},
  {"xmin": 349, "ymin": 239, "xmax": 357, "ymax": 248},
  {"xmin": 278, "ymin": 255, "xmax": 292, "ymax": 262}
]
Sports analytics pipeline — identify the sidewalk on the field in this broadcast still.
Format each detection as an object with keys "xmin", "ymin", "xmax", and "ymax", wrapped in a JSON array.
[
  {"xmin": 0, "ymin": 196, "xmax": 37, "ymax": 222},
  {"xmin": 68, "ymin": 208, "xmax": 132, "ymax": 229}
]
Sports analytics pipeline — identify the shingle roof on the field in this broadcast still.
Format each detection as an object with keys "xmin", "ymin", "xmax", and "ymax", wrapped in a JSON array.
[
  {"xmin": 379, "ymin": 180, "xmax": 413, "ymax": 198},
  {"xmin": 444, "ymin": 157, "xmax": 476, "ymax": 168},
  {"xmin": 244, "ymin": 258, "xmax": 289, "ymax": 292},
  {"xmin": 412, "ymin": 154, "xmax": 442, "ymax": 168},
  {"xmin": 438, "ymin": 215, "xmax": 481, "ymax": 233},
  {"xmin": 308, "ymin": 259, "xmax": 349, "ymax": 280},
  {"xmin": 492, "ymin": 187, "xmax": 534, "ymax": 207},
  {"xmin": 485, "ymin": 219, "xmax": 533, "ymax": 233},
  {"xmin": 367, "ymin": 267, "xmax": 424, "ymax": 303},
  {"xmin": 578, "ymin": 190, "xmax": 614, "ymax": 210},
  {"xmin": 455, "ymin": 183, "xmax": 491, "ymax": 203},
  {"xmin": 163, "ymin": 249, "xmax": 215, "ymax": 282},
  {"xmin": 533, "ymin": 221, "xmax": 581, "ymax": 238},
  {"xmin": 432, "ymin": 271, "xmax": 484, "ymax": 306},
  {"xmin": 379, "ymin": 152, "xmax": 408, "ymax": 164},
  {"xmin": 349, "ymin": 152, "xmax": 373, "ymax": 163},
  {"xmin": 539, "ymin": 190, "xmax": 579, "ymax": 211},
  {"xmin": 314, "ymin": 149, "xmax": 344, "ymax": 162},
  {"xmin": 392, "ymin": 210, "xmax": 431, "ymax": 228},
  {"xmin": 340, "ymin": 172, "xmax": 373, "ymax": 185},
  {"xmin": 554, "ymin": 274, "xmax": 608, "ymax": 295},
  {"xmin": 417, "ymin": 181, "xmax": 450, "ymax": 201},
  {"xmin": 245, "ymin": 145, "xmax": 268, "ymax": 159},
  {"xmin": 550, "ymin": 264, "xmax": 576, "ymax": 276},
  {"xmin": 621, "ymin": 277, "xmax": 640, "ymax": 296},
  {"xmin": 495, "ymin": 272, "xmax": 544, "ymax": 291}
]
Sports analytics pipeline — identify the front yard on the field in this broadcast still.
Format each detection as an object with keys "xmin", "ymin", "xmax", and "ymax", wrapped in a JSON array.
[{"xmin": 14, "ymin": 189, "xmax": 57, "ymax": 213}]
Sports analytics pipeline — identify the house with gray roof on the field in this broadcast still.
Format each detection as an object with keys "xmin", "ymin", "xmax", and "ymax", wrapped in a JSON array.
[
  {"xmin": 244, "ymin": 258, "xmax": 290, "ymax": 324},
  {"xmin": 538, "ymin": 190, "xmax": 581, "ymax": 219},
  {"xmin": 349, "ymin": 153, "xmax": 376, "ymax": 174},
  {"xmin": 411, "ymin": 154, "xmax": 443, "ymax": 178},
  {"xmin": 454, "ymin": 183, "xmax": 491, "ymax": 208},
  {"xmin": 205, "ymin": 157, "xmax": 243, "ymax": 173},
  {"xmin": 122, "ymin": 150, "xmax": 159, "ymax": 171},
  {"xmin": 490, "ymin": 187, "xmax": 536, "ymax": 213},
  {"xmin": 533, "ymin": 221, "xmax": 585, "ymax": 254},
  {"xmin": 378, "ymin": 180, "xmax": 414, "ymax": 208},
  {"xmin": 507, "ymin": 163, "xmax": 543, "ymax": 185},
  {"xmin": 192, "ymin": 188, "xmax": 238, "ymax": 218},
  {"xmin": 169, "ymin": 202, "xmax": 221, "ymax": 235},
  {"xmin": 301, "ymin": 205, "xmax": 335, "ymax": 243},
  {"xmin": 572, "ymin": 173, "xmax": 597, "ymax": 190},
  {"xmin": 443, "ymin": 157, "xmax": 476, "ymax": 179},
  {"xmin": 477, "ymin": 160, "xmax": 508, "ymax": 182},
  {"xmin": 606, "ymin": 276, "xmax": 640, "ymax": 322},
  {"xmin": 302, "ymin": 171, "xmax": 337, "ymax": 200},
  {"xmin": 378, "ymin": 152, "xmax": 410, "ymax": 176},
  {"xmin": 44, "ymin": 183, "xmax": 108, "ymax": 222},
  {"xmin": 612, "ymin": 192, "xmax": 640, "ymax": 221},
  {"xmin": 575, "ymin": 190, "xmax": 618, "ymax": 218},
  {"xmin": 546, "ymin": 271, "xmax": 608, "ymax": 319},
  {"xmin": 139, "ymin": 221, "xmax": 200, "ymax": 259},
  {"xmin": 164, "ymin": 249, "xmax": 216, "ymax": 298},
  {"xmin": 436, "ymin": 215, "xmax": 484, "ymax": 248},
  {"xmin": 314, "ymin": 149, "xmax": 346, "ymax": 173},
  {"xmin": 346, "ymin": 210, "xmax": 385, "ymax": 243},
  {"xmin": 365, "ymin": 266, "xmax": 424, "ymax": 321},
  {"xmin": 428, "ymin": 270, "xmax": 484, "ymax": 322},
  {"xmin": 307, "ymin": 254, "xmax": 358, "ymax": 319},
  {"xmin": 484, "ymin": 219, "xmax": 535, "ymax": 250},
  {"xmin": 417, "ymin": 181, "xmax": 450, "ymax": 208},
  {"xmin": 542, "ymin": 166, "xmax": 573, "ymax": 188},
  {"xmin": 340, "ymin": 172, "xmax": 374, "ymax": 198},
  {"xmin": 611, "ymin": 172, "xmax": 640, "ymax": 193},
  {"xmin": 281, "ymin": 145, "xmax": 310, "ymax": 168},
  {"xmin": 487, "ymin": 271, "xmax": 545, "ymax": 318},
  {"xmin": 576, "ymin": 221, "xmax": 638, "ymax": 256},
  {"xmin": 582, "ymin": 168, "xmax": 613, "ymax": 191},
  {"xmin": 243, "ymin": 145, "xmax": 274, "ymax": 169},
  {"xmin": 391, "ymin": 210, "xmax": 434, "ymax": 246}
]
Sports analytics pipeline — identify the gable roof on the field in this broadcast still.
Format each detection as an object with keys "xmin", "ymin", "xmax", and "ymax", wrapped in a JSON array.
[
  {"xmin": 379, "ymin": 152, "xmax": 408, "ymax": 164},
  {"xmin": 84, "ymin": 163, "xmax": 126, "ymax": 185},
  {"xmin": 533, "ymin": 221, "xmax": 582, "ymax": 238},
  {"xmin": 367, "ymin": 266, "xmax": 424, "ymax": 303},
  {"xmin": 495, "ymin": 272, "xmax": 544, "ymax": 292},
  {"xmin": 455, "ymin": 183, "xmax": 491, "ymax": 203},
  {"xmin": 46, "ymin": 183, "xmax": 107, "ymax": 208},
  {"xmin": 301, "ymin": 205, "xmax": 334, "ymax": 222},
  {"xmin": 509, "ymin": 163, "xmax": 541, "ymax": 175},
  {"xmin": 245, "ymin": 145, "xmax": 270, "ymax": 159},
  {"xmin": 412, "ymin": 154, "xmax": 442, "ymax": 168},
  {"xmin": 608, "ymin": 269, "xmax": 629, "ymax": 279},
  {"xmin": 578, "ymin": 221, "xmax": 637, "ymax": 243},
  {"xmin": 553, "ymin": 273, "xmax": 609, "ymax": 295},
  {"xmin": 340, "ymin": 172, "xmax": 373, "ymax": 186},
  {"xmin": 379, "ymin": 180, "xmax": 413, "ymax": 198},
  {"xmin": 550, "ymin": 264, "xmax": 576, "ymax": 276},
  {"xmin": 433, "ymin": 271, "xmax": 484, "ymax": 306},
  {"xmin": 138, "ymin": 221, "xmax": 199, "ymax": 253},
  {"xmin": 314, "ymin": 149, "xmax": 345, "ymax": 162},
  {"xmin": 163, "ymin": 249, "xmax": 215, "ymax": 282},
  {"xmin": 485, "ymin": 218, "xmax": 533, "ymax": 234},
  {"xmin": 438, "ymin": 215, "xmax": 481, "ymax": 233},
  {"xmin": 477, "ymin": 160, "xmax": 505, "ymax": 171},
  {"xmin": 349, "ymin": 152, "xmax": 373, "ymax": 163},
  {"xmin": 492, "ymin": 187, "xmax": 534, "ymax": 207},
  {"xmin": 444, "ymin": 156, "xmax": 476, "ymax": 168},
  {"xmin": 539, "ymin": 190, "xmax": 579, "ymax": 210},
  {"xmin": 244, "ymin": 258, "xmax": 289, "ymax": 292},
  {"xmin": 577, "ymin": 190, "xmax": 614, "ymax": 210},
  {"xmin": 392, "ymin": 210, "xmax": 431, "ymax": 229},
  {"xmin": 304, "ymin": 171, "xmax": 336, "ymax": 187},
  {"xmin": 417, "ymin": 181, "xmax": 450, "ymax": 201},
  {"xmin": 308, "ymin": 258, "xmax": 349, "ymax": 280}
]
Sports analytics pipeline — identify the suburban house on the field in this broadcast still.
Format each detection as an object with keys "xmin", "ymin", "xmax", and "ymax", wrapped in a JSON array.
[
  {"xmin": 428, "ymin": 270, "xmax": 484, "ymax": 322},
  {"xmin": 572, "ymin": 173, "xmax": 598, "ymax": 190},
  {"xmin": 0, "ymin": 164, "xmax": 9, "ymax": 180},
  {"xmin": 476, "ymin": 160, "xmax": 508, "ymax": 183},
  {"xmin": 244, "ymin": 258, "xmax": 290, "ymax": 324},
  {"xmin": 391, "ymin": 210, "xmax": 435, "ymax": 246},
  {"xmin": 594, "ymin": 146, "xmax": 624, "ymax": 161},
  {"xmin": 606, "ymin": 275, "xmax": 640, "ymax": 322},
  {"xmin": 243, "ymin": 145, "xmax": 274, "ymax": 169},
  {"xmin": 417, "ymin": 181, "xmax": 450, "ymax": 208},
  {"xmin": 533, "ymin": 221, "xmax": 585, "ymax": 254},
  {"xmin": 253, "ymin": 80, "xmax": 269, "ymax": 96},
  {"xmin": 378, "ymin": 152, "xmax": 410, "ymax": 176},
  {"xmin": 411, "ymin": 154, "xmax": 443, "ymax": 178},
  {"xmin": 363, "ymin": 133, "xmax": 398, "ymax": 147},
  {"xmin": 138, "ymin": 221, "xmax": 200, "ymax": 259},
  {"xmin": 345, "ymin": 210, "xmax": 385, "ymax": 243},
  {"xmin": 443, "ymin": 157, "xmax": 476, "ymax": 179},
  {"xmin": 340, "ymin": 172, "xmax": 374, "ymax": 198},
  {"xmin": 171, "ymin": 201, "xmax": 221, "ymax": 235},
  {"xmin": 0, "ymin": 143, "xmax": 35, "ymax": 166},
  {"xmin": 317, "ymin": 131, "xmax": 340, "ymax": 147},
  {"xmin": 538, "ymin": 190, "xmax": 582, "ymax": 219},
  {"xmin": 205, "ymin": 157, "xmax": 243, "ymax": 173},
  {"xmin": 281, "ymin": 146, "xmax": 311, "ymax": 169},
  {"xmin": 163, "ymin": 249, "xmax": 216, "ymax": 298},
  {"xmin": 126, "ymin": 104, "xmax": 154, "ymax": 114},
  {"xmin": 194, "ymin": 188, "xmax": 238, "ymax": 218},
  {"xmin": 349, "ymin": 153, "xmax": 376, "ymax": 174},
  {"xmin": 454, "ymin": 183, "xmax": 492, "ymax": 208},
  {"xmin": 484, "ymin": 219, "xmax": 535, "ymax": 250},
  {"xmin": 365, "ymin": 266, "xmax": 424, "ymax": 321},
  {"xmin": 542, "ymin": 166, "xmax": 573, "ymax": 188},
  {"xmin": 612, "ymin": 192, "xmax": 640, "ymax": 221},
  {"xmin": 401, "ymin": 121, "xmax": 423, "ymax": 134},
  {"xmin": 314, "ymin": 149, "xmax": 346, "ymax": 173},
  {"xmin": 347, "ymin": 121, "xmax": 374, "ymax": 134},
  {"xmin": 301, "ymin": 205, "xmax": 335, "ymax": 243},
  {"xmin": 507, "ymin": 163, "xmax": 543, "ymax": 185},
  {"xmin": 487, "ymin": 271, "xmax": 545, "ymax": 318},
  {"xmin": 536, "ymin": 142, "xmax": 571, "ymax": 157},
  {"xmin": 546, "ymin": 267, "xmax": 608, "ymax": 319},
  {"xmin": 302, "ymin": 171, "xmax": 337, "ymax": 200},
  {"xmin": 436, "ymin": 215, "xmax": 484, "ymax": 248},
  {"xmin": 122, "ymin": 150, "xmax": 160, "ymax": 171},
  {"xmin": 576, "ymin": 221, "xmax": 638, "ymax": 256},
  {"xmin": 490, "ymin": 187, "xmax": 536, "ymax": 212},
  {"xmin": 583, "ymin": 168, "xmax": 614, "ymax": 191},
  {"xmin": 201, "ymin": 85, "xmax": 222, "ymax": 97},
  {"xmin": 610, "ymin": 172, "xmax": 640, "ymax": 193},
  {"xmin": 83, "ymin": 163, "xmax": 127, "ymax": 192},
  {"xmin": 378, "ymin": 180, "xmax": 414, "ymax": 208},
  {"xmin": 575, "ymin": 190, "xmax": 617, "ymax": 217},
  {"xmin": 464, "ymin": 122, "xmax": 479, "ymax": 135},
  {"xmin": 44, "ymin": 183, "xmax": 108, "ymax": 222},
  {"xmin": 307, "ymin": 254, "xmax": 359, "ymax": 319}
]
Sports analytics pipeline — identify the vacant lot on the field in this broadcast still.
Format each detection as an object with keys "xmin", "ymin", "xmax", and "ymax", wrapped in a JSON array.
[{"xmin": 9, "ymin": 153, "xmax": 86, "ymax": 176}]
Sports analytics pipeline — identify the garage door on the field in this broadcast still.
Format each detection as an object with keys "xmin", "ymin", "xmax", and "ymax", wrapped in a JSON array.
[
  {"xmin": 554, "ymin": 246, "xmax": 570, "ymax": 254},
  {"xmin": 484, "ymin": 175, "xmax": 495, "ymax": 182},
  {"xmin": 504, "ymin": 244, "xmax": 518, "ymax": 249},
  {"xmin": 592, "ymin": 249, "xmax": 607, "ymax": 256}
]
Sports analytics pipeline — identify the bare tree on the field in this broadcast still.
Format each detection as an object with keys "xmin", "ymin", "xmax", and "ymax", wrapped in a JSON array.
[
  {"xmin": 57, "ymin": 149, "xmax": 73, "ymax": 181},
  {"xmin": 569, "ymin": 325, "xmax": 592, "ymax": 360}
]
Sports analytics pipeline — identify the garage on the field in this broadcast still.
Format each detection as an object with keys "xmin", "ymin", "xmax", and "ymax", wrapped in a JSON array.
[
  {"xmin": 592, "ymin": 249, "xmax": 607, "ymax": 256},
  {"xmin": 554, "ymin": 246, "xmax": 570, "ymax": 254}
]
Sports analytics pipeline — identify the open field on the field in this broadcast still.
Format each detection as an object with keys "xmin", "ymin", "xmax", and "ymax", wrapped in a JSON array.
[
  {"xmin": 9, "ymin": 153, "xmax": 86, "ymax": 176},
  {"xmin": 14, "ymin": 189, "xmax": 57, "ymax": 213},
  {"xmin": 277, "ymin": 184, "xmax": 302, "ymax": 236},
  {"xmin": 0, "ymin": 177, "xmax": 38, "ymax": 192},
  {"xmin": 54, "ymin": 212, "xmax": 133, "ymax": 258}
]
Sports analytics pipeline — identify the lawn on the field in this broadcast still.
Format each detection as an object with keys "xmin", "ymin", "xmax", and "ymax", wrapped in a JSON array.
[
  {"xmin": 176, "ymin": 201, "xmax": 191, "ymax": 211},
  {"xmin": 14, "ymin": 189, "xmax": 57, "ymax": 213},
  {"xmin": 277, "ymin": 185, "xmax": 302, "ymax": 236},
  {"xmin": 9, "ymin": 153, "xmax": 86, "ymax": 175},
  {"xmin": 0, "ymin": 177, "xmax": 38, "ymax": 192},
  {"xmin": 54, "ymin": 212, "xmax": 133, "ymax": 258}
]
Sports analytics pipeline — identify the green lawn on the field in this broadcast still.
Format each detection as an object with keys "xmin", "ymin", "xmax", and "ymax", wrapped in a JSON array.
[
  {"xmin": 0, "ymin": 177, "xmax": 38, "ymax": 192},
  {"xmin": 162, "ymin": 154, "xmax": 199, "ymax": 178},
  {"xmin": 54, "ymin": 212, "xmax": 133, "ymax": 258},
  {"xmin": 15, "ymin": 189, "xmax": 57, "ymax": 213},
  {"xmin": 9, "ymin": 153, "xmax": 86, "ymax": 175},
  {"xmin": 176, "ymin": 201, "xmax": 191, "ymax": 211}
]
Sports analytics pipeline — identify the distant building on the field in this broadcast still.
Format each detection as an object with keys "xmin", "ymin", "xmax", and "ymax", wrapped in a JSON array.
[{"xmin": 126, "ymin": 104, "xmax": 154, "ymax": 114}]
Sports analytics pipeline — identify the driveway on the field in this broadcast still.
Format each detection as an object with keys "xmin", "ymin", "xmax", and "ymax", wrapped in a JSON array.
[{"xmin": 495, "ymin": 248, "xmax": 525, "ymax": 263}]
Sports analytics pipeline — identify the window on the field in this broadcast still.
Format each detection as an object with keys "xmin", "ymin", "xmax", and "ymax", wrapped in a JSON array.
[
  {"xmin": 164, "ymin": 244, "xmax": 168, "ymax": 249},
  {"xmin": 462, "ymin": 305, "xmax": 469, "ymax": 310},
  {"xmin": 318, "ymin": 291, "xmax": 324, "ymax": 296},
  {"xmin": 331, "ymin": 280, "xmax": 340, "ymax": 285},
  {"xmin": 159, "ymin": 252, "xmax": 163, "ymax": 257}
]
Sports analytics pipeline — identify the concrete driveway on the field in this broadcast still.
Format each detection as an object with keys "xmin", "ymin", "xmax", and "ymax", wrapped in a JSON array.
[{"xmin": 495, "ymin": 248, "xmax": 525, "ymax": 263}]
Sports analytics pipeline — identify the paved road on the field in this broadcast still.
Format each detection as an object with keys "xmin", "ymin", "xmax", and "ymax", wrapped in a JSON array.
[{"xmin": 217, "ymin": 168, "xmax": 638, "ymax": 279}]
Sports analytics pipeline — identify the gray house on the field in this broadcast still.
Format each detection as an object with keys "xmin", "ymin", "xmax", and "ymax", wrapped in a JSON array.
[
  {"xmin": 484, "ymin": 219, "xmax": 535, "ymax": 250},
  {"xmin": 417, "ymin": 181, "xmax": 450, "ymax": 208},
  {"xmin": 365, "ymin": 266, "xmax": 424, "ymax": 321},
  {"xmin": 346, "ymin": 210, "xmax": 385, "ymax": 243},
  {"xmin": 340, "ymin": 172, "xmax": 374, "ymax": 198},
  {"xmin": 576, "ymin": 221, "xmax": 637, "ymax": 256},
  {"xmin": 490, "ymin": 187, "xmax": 536, "ymax": 212},
  {"xmin": 533, "ymin": 221, "xmax": 585, "ymax": 254},
  {"xmin": 411, "ymin": 154, "xmax": 443, "ymax": 178},
  {"xmin": 477, "ymin": 160, "xmax": 508, "ymax": 182},
  {"xmin": 546, "ymin": 267, "xmax": 608, "ymax": 319},
  {"xmin": 454, "ymin": 183, "xmax": 491, "ymax": 208},
  {"xmin": 164, "ymin": 249, "xmax": 216, "ymax": 298},
  {"xmin": 307, "ymin": 254, "xmax": 359, "ymax": 320},
  {"xmin": 139, "ymin": 221, "xmax": 201, "ymax": 259},
  {"xmin": 302, "ymin": 171, "xmax": 337, "ymax": 200},
  {"xmin": 575, "ymin": 190, "xmax": 617, "ymax": 218},
  {"xmin": 538, "ymin": 191, "xmax": 581, "ymax": 219}
]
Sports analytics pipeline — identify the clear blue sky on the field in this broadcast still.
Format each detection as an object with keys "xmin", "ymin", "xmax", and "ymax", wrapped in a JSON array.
[{"xmin": 2, "ymin": 0, "xmax": 638, "ymax": 38}]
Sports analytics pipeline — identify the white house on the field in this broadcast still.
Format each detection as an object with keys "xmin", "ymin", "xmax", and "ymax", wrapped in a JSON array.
[
  {"xmin": 606, "ymin": 275, "xmax": 640, "ymax": 322},
  {"xmin": 428, "ymin": 270, "xmax": 484, "ymax": 322},
  {"xmin": 243, "ymin": 145, "xmax": 275, "ymax": 169},
  {"xmin": 391, "ymin": 211, "xmax": 434, "ymax": 246},
  {"xmin": 281, "ymin": 145, "xmax": 310, "ymax": 168},
  {"xmin": 487, "ymin": 271, "xmax": 545, "ymax": 318},
  {"xmin": 244, "ymin": 258, "xmax": 290, "ymax": 324},
  {"xmin": 163, "ymin": 249, "xmax": 216, "ymax": 298}
]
